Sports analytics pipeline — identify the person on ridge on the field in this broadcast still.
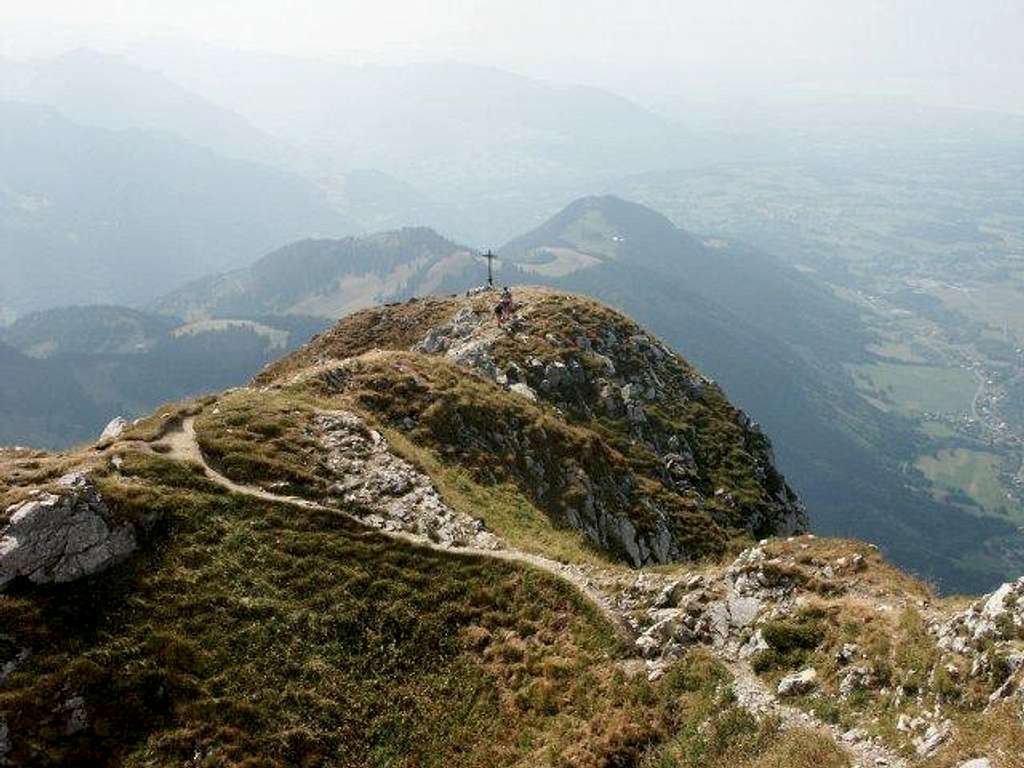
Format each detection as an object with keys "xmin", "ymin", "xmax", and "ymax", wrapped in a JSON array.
[{"xmin": 495, "ymin": 286, "xmax": 514, "ymax": 325}]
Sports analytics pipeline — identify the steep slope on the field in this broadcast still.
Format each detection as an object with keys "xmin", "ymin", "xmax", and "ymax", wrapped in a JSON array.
[
  {"xmin": 149, "ymin": 195, "xmax": 1024, "ymax": 589},
  {"xmin": 0, "ymin": 343, "xmax": 97, "ymax": 448},
  {"xmin": 0, "ymin": 102, "xmax": 351, "ymax": 319},
  {"xmin": 495, "ymin": 196, "xmax": 1024, "ymax": 592},
  {"xmin": 501, "ymin": 195, "xmax": 867, "ymax": 360},
  {"xmin": 2, "ymin": 289, "xmax": 1022, "ymax": 768}
]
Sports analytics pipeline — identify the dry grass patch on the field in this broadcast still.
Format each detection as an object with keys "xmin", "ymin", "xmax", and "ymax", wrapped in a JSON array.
[
  {"xmin": 0, "ymin": 448, "xmax": 766, "ymax": 768},
  {"xmin": 193, "ymin": 390, "xmax": 328, "ymax": 498},
  {"xmin": 256, "ymin": 295, "xmax": 461, "ymax": 385},
  {"xmin": 922, "ymin": 700, "xmax": 1024, "ymax": 768}
]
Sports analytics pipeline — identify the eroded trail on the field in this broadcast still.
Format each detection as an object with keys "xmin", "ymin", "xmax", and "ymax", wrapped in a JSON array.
[
  {"xmin": 726, "ymin": 661, "xmax": 908, "ymax": 768},
  {"xmin": 158, "ymin": 414, "xmax": 908, "ymax": 768}
]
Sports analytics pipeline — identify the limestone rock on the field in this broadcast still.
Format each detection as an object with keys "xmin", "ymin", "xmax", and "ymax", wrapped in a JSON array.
[
  {"xmin": 98, "ymin": 416, "xmax": 129, "ymax": 442},
  {"xmin": 958, "ymin": 759, "xmax": 992, "ymax": 768},
  {"xmin": 914, "ymin": 720, "xmax": 952, "ymax": 757},
  {"xmin": 316, "ymin": 411, "xmax": 501, "ymax": 550},
  {"xmin": 939, "ymin": 576, "xmax": 1024, "ymax": 651},
  {"xmin": 727, "ymin": 594, "xmax": 762, "ymax": 629},
  {"xmin": 0, "ymin": 473, "xmax": 136, "ymax": 588},
  {"xmin": 509, "ymin": 382, "xmax": 537, "ymax": 402},
  {"xmin": 777, "ymin": 668, "xmax": 818, "ymax": 697},
  {"xmin": 739, "ymin": 628, "xmax": 770, "ymax": 659},
  {"xmin": 839, "ymin": 666, "xmax": 875, "ymax": 698}
]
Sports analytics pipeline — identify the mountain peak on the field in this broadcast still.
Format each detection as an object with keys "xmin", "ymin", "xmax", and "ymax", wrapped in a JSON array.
[
  {"xmin": 258, "ymin": 285, "xmax": 804, "ymax": 561},
  {"xmin": 502, "ymin": 194, "xmax": 700, "ymax": 265}
]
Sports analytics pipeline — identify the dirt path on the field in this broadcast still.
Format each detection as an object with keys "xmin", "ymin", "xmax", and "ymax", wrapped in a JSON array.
[
  {"xmin": 158, "ymin": 415, "xmax": 909, "ymax": 768},
  {"xmin": 160, "ymin": 417, "xmax": 634, "ymax": 644}
]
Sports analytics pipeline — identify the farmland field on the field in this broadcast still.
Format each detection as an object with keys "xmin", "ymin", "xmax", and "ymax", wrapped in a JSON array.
[
  {"xmin": 848, "ymin": 362, "xmax": 976, "ymax": 415},
  {"xmin": 916, "ymin": 448, "xmax": 1016, "ymax": 518}
]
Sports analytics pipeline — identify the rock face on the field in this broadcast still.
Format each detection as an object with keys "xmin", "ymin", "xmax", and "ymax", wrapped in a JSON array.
[
  {"xmin": 0, "ymin": 473, "xmax": 136, "ymax": 587},
  {"xmin": 315, "ymin": 411, "xmax": 501, "ymax": 550},
  {"xmin": 392, "ymin": 292, "xmax": 804, "ymax": 562}
]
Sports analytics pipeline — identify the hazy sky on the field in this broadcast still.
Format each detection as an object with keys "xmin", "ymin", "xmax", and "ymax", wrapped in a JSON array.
[{"xmin": 4, "ymin": 0, "xmax": 1022, "ymax": 109}]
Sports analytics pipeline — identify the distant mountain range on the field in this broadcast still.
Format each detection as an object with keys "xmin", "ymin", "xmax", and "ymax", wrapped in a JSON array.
[
  {"xmin": 0, "ymin": 101, "xmax": 354, "ymax": 320},
  {"xmin": 103, "ymin": 44, "xmax": 719, "ymax": 242},
  {"xmin": 0, "ymin": 49, "xmax": 303, "ymax": 169},
  {"xmin": 0, "ymin": 48, "xmax": 717, "ymax": 322},
  {"xmin": 152, "ymin": 228, "xmax": 478, "ymax": 320},
  {"xmin": 3, "ymin": 45, "xmax": 1019, "ymax": 591}
]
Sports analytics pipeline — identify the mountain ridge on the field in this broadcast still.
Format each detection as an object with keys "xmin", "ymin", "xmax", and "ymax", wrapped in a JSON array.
[{"xmin": 2, "ymin": 286, "xmax": 1022, "ymax": 767}]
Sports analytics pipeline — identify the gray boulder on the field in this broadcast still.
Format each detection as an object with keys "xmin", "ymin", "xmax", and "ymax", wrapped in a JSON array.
[
  {"xmin": 98, "ymin": 416, "xmax": 129, "ymax": 442},
  {"xmin": 0, "ymin": 473, "xmax": 136, "ymax": 588},
  {"xmin": 509, "ymin": 382, "xmax": 537, "ymax": 402},
  {"xmin": 777, "ymin": 668, "xmax": 818, "ymax": 697},
  {"xmin": 914, "ymin": 720, "xmax": 952, "ymax": 757}
]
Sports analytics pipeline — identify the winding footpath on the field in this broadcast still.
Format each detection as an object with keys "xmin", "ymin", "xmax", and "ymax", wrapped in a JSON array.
[
  {"xmin": 160, "ymin": 417, "xmax": 633, "ymax": 643},
  {"xmin": 157, "ymin": 414, "xmax": 908, "ymax": 768}
]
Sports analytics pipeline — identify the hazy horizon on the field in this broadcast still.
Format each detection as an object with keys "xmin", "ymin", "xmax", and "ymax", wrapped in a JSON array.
[{"xmin": 3, "ymin": 0, "xmax": 1023, "ymax": 116}]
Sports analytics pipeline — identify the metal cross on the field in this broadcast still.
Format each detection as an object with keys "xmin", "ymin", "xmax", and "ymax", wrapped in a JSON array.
[{"xmin": 483, "ymin": 249, "xmax": 495, "ymax": 287}]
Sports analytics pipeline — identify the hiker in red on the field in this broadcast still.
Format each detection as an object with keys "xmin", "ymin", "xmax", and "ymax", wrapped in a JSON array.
[{"xmin": 494, "ymin": 287, "xmax": 514, "ymax": 326}]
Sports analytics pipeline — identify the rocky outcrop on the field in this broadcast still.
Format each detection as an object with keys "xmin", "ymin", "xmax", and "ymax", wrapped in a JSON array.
[
  {"xmin": 314, "ymin": 411, "xmax": 501, "ymax": 550},
  {"xmin": 284, "ymin": 289, "xmax": 805, "ymax": 567},
  {"xmin": 628, "ymin": 542, "xmax": 805, "ymax": 676},
  {"xmin": 98, "ymin": 417, "xmax": 128, "ymax": 443},
  {"xmin": 937, "ymin": 576, "xmax": 1024, "ymax": 651},
  {"xmin": 0, "ymin": 473, "xmax": 135, "ymax": 587},
  {"xmin": 410, "ymin": 297, "xmax": 805, "ymax": 544}
]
